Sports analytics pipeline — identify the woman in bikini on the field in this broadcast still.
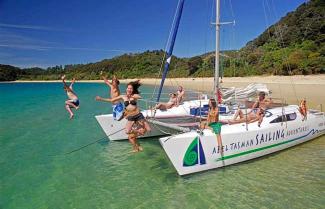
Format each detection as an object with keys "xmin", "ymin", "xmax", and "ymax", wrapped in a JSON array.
[
  {"xmin": 228, "ymin": 91, "xmax": 271, "ymax": 126},
  {"xmin": 96, "ymin": 80, "xmax": 151, "ymax": 152},
  {"xmin": 62, "ymin": 75, "xmax": 79, "ymax": 119},
  {"xmin": 298, "ymin": 99, "xmax": 307, "ymax": 121}
]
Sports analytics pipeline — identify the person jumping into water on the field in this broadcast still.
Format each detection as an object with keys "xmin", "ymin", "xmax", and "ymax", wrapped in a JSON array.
[
  {"xmin": 96, "ymin": 80, "xmax": 151, "ymax": 153},
  {"xmin": 102, "ymin": 75, "xmax": 124, "ymax": 120},
  {"xmin": 62, "ymin": 75, "xmax": 79, "ymax": 119}
]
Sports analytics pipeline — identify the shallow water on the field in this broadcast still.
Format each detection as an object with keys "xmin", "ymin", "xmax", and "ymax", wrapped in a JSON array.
[{"xmin": 0, "ymin": 83, "xmax": 324, "ymax": 209}]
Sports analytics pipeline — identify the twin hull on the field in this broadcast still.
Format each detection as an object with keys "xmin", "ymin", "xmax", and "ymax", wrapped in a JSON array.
[
  {"xmin": 95, "ymin": 100, "xmax": 210, "ymax": 141},
  {"xmin": 159, "ymin": 111, "xmax": 325, "ymax": 175}
]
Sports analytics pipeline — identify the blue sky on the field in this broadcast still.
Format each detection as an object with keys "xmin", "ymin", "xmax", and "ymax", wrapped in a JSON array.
[{"xmin": 0, "ymin": 0, "xmax": 306, "ymax": 68}]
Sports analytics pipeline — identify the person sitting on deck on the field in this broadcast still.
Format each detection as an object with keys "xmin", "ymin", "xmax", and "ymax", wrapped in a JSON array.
[
  {"xmin": 155, "ymin": 93, "xmax": 178, "ymax": 110},
  {"xmin": 201, "ymin": 98, "xmax": 223, "ymax": 153},
  {"xmin": 62, "ymin": 75, "xmax": 79, "ymax": 119},
  {"xmin": 298, "ymin": 99, "xmax": 307, "ymax": 121},
  {"xmin": 176, "ymin": 86, "xmax": 185, "ymax": 106},
  {"xmin": 227, "ymin": 91, "xmax": 272, "ymax": 127}
]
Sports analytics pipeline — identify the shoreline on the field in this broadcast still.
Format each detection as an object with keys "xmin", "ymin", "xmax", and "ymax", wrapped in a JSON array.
[
  {"xmin": 2, "ymin": 75, "xmax": 325, "ymax": 108},
  {"xmin": 3, "ymin": 74, "xmax": 325, "ymax": 85}
]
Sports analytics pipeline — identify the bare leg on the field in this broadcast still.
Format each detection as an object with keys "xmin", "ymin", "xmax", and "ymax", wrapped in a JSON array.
[
  {"xmin": 216, "ymin": 135, "xmax": 223, "ymax": 154},
  {"xmin": 216, "ymin": 134, "xmax": 225, "ymax": 166},
  {"xmin": 143, "ymin": 121, "xmax": 151, "ymax": 132},
  {"xmin": 65, "ymin": 105, "xmax": 74, "ymax": 119},
  {"xmin": 132, "ymin": 121, "xmax": 150, "ymax": 136},
  {"xmin": 65, "ymin": 101, "xmax": 77, "ymax": 109},
  {"xmin": 232, "ymin": 109, "xmax": 244, "ymax": 120},
  {"xmin": 228, "ymin": 117, "xmax": 248, "ymax": 125},
  {"xmin": 257, "ymin": 115, "xmax": 264, "ymax": 127},
  {"xmin": 155, "ymin": 103, "xmax": 167, "ymax": 110},
  {"xmin": 128, "ymin": 133, "xmax": 139, "ymax": 153},
  {"xmin": 125, "ymin": 121, "xmax": 134, "ymax": 134}
]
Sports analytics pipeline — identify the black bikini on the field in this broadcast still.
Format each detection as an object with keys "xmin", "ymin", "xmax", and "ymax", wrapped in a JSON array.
[
  {"xmin": 124, "ymin": 100, "xmax": 137, "ymax": 107},
  {"xmin": 124, "ymin": 99, "xmax": 144, "ymax": 121}
]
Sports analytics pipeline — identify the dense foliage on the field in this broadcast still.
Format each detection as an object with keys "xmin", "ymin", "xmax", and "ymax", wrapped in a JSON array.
[
  {"xmin": 0, "ymin": 0, "xmax": 324, "ymax": 81},
  {"xmin": 238, "ymin": 0, "xmax": 325, "ymax": 75}
]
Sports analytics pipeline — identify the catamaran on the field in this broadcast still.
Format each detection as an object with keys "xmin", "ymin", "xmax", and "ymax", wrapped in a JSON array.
[
  {"xmin": 95, "ymin": 0, "xmax": 267, "ymax": 141},
  {"xmin": 96, "ymin": 0, "xmax": 325, "ymax": 175}
]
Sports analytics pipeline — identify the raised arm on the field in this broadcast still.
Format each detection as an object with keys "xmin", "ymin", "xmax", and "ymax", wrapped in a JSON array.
[
  {"xmin": 69, "ymin": 78, "xmax": 76, "ymax": 90},
  {"xmin": 61, "ymin": 75, "xmax": 69, "ymax": 89},
  {"xmin": 132, "ymin": 94, "xmax": 142, "ymax": 100},
  {"xmin": 103, "ymin": 76, "xmax": 112, "ymax": 87},
  {"xmin": 95, "ymin": 95, "xmax": 123, "ymax": 103}
]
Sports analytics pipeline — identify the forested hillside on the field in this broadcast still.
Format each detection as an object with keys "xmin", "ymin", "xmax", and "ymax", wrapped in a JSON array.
[{"xmin": 1, "ymin": 0, "xmax": 324, "ymax": 81}]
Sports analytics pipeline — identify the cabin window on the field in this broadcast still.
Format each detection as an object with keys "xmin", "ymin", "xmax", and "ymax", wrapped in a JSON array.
[{"xmin": 270, "ymin": 113, "xmax": 297, "ymax": 123}]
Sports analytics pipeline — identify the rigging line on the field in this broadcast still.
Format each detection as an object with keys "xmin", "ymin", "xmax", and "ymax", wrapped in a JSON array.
[
  {"xmin": 269, "ymin": 0, "xmax": 299, "ymax": 104},
  {"xmin": 204, "ymin": 0, "xmax": 211, "ymax": 54},
  {"xmin": 262, "ymin": 0, "xmax": 272, "ymax": 40},
  {"xmin": 228, "ymin": 0, "xmax": 235, "ymax": 20},
  {"xmin": 227, "ymin": 0, "xmax": 236, "ymax": 53},
  {"xmin": 49, "ymin": 127, "xmax": 126, "ymax": 156},
  {"xmin": 263, "ymin": 0, "xmax": 283, "ymax": 103},
  {"xmin": 208, "ymin": 0, "xmax": 215, "ymax": 95},
  {"xmin": 262, "ymin": 0, "xmax": 284, "ymax": 102},
  {"xmin": 271, "ymin": 0, "xmax": 299, "ymax": 103},
  {"xmin": 151, "ymin": 51, "xmax": 167, "ymax": 100},
  {"xmin": 149, "ymin": 119, "xmax": 172, "ymax": 135},
  {"xmin": 201, "ymin": 0, "xmax": 211, "ymax": 93},
  {"xmin": 151, "ymin": 0, "xmax": 182, "ymax": 101}
]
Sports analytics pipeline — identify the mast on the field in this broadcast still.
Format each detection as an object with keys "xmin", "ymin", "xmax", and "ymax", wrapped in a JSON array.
[
  {"xmin": 156, "ymin": 0, "xmax": 185, "ymax": 103},
  {"xmin": 214, "ymin": 0, "xmax": 221, "ymax": 100}
]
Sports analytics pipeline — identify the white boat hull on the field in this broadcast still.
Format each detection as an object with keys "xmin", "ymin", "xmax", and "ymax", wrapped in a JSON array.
[
  {"xmin": 95, "ymin": 114, "xmax": 184, "ymax": 141},
  {"xmin": 95, "ymin": 99, "xmax": 214, "ymax": 140},
  {"xmin": 159, "ymin": 106, "xmax": 325, "ymax": 175}
]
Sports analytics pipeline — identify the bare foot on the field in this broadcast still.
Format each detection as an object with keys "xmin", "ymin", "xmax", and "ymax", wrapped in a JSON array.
[
  {"xmin": 75, "ymin": 106, "xmax": 79, "ymax": 110},
  {"xmin": 138, "ymin": 145, "xmax": 143, "ymax": 152},
  {"xmin": 129, "ymin": 148, "xmax": 140, "ymax": 153},
  {"xmin": 69, "ymin": 114, "xmax": 74, "ymax": 120}
]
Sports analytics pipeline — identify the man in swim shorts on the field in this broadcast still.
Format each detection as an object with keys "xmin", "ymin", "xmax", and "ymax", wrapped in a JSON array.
[
  {"xmin": 62, "ymin": 75, "xmax": 79, "ymax": 119},
  {"xmin": 102, "ymin": 75, "xmax": 124, "ymax": 120}
]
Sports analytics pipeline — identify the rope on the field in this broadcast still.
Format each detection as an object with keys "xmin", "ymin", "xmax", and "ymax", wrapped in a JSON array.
[
  {"xmin": 49, "ymin": 127, "xmax": 126, "ymax": 156},
  {"xmin": 151, "ymin": 0, "xmax": 182, "ymax": 101},
  {"xmin": 267, "ymin": 0, "xmax": 299, "ymax": 104}
]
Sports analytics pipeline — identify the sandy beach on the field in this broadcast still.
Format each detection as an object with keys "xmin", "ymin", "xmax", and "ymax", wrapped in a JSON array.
[
  {"xmin": 7, "ymin": 75, "xmax": 325, "ymax": 108},
  {"xmin": 128, "ymin": 75, "xmax": 325, "ymax": 108}
]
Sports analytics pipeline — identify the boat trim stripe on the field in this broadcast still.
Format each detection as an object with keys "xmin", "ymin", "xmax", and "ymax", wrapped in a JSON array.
[{"xmin": 217, "ymin": 129, "xmax": 321, "ymax": 161}]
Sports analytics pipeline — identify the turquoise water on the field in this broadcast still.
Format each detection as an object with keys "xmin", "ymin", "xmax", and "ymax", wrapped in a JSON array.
[{"xmin": 0, "ymin": 83, "xmax": 324, "ymax": 209}]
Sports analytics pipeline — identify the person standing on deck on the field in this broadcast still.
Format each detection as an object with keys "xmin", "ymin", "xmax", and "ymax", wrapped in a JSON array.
[
  {"xmin": 62, "ymin": 75, "xmax": 79, "ymax": 119},
  {"xmin": 102, "ymin": 75, "xmax": 124, "ymax": 120}
]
